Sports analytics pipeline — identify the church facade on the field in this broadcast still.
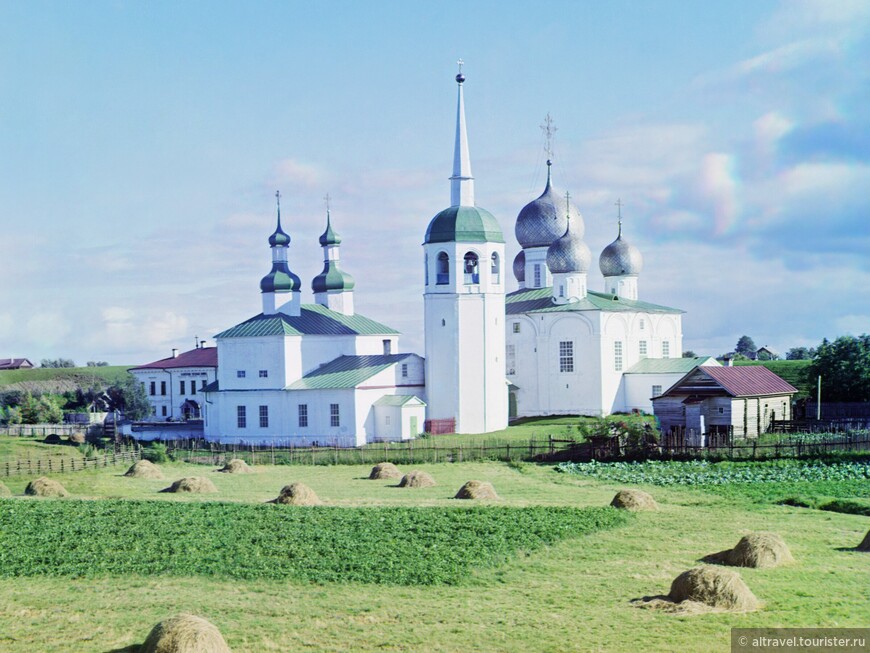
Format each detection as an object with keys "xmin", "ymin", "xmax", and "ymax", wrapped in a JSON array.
[{"xmin": 198, "ymin": 66, "xmax": 696, "ymax": 443}]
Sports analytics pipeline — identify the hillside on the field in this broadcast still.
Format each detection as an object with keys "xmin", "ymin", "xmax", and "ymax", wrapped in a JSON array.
[
  {"xmin": 0, "ymin": 366, "xmax": 132, "ymax": 394},
  {"xmin": 734, "ymin": 359, "xmax": 812, "ymax": 397}
]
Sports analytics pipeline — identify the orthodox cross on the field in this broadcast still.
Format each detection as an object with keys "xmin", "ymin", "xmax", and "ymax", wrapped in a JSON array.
[
  {"xmin": 275, "ymin": 190, "xmax": 281, "ymax": 211},
  {"xmin": 615, "ymin": 198, "xmax": 623, "ymax": 235},
  {"xmin": 323, "ymin": 192, "xmax": 331, "ymax": 214},
  {"xmin": 541, "ymin": 113, "xmax": 557, "ymax": 163},
  {"xmin": 457, "ymin": 58, "xmax": 464, "ymax": 74}
]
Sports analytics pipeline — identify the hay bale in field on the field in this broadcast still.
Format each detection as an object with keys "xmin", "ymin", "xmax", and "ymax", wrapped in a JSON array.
[
  {"xmin": 454, "ymin": 480, "xmax": 499, "ymax": 500},
  {"xmin": 124, "ymin": 459, "xmax": 165, "ymax": 479},
  {"xmin": 141, "ymin": 613, "xmax": 231, "ymax": 653},
  {"xmin": 705, "ymin": 532, "xmax": 794, "ymax": 569},
  {"xmin": 271, "ymin": 482, "xmax": 321, "ymax": 505},
  {"xmin": 857, "ymin": 530, "xmax": 870, "ymax": 552},
  {"xmin": 369, "ymin": 462, "xmax": 402, "ymax": 480},
  {"xmin": 24, "ymin": 476, "xmax": 69, "ymax": 497},
  {"xmin": 67, "ymin": 432, "xmax": 86, "ymax": 444},
  {"xmin": 668, "ymin": 566, "xmax": 759, "ymax": 612},
  {"xmin": 160, "ymin": 477, "xmax": 218, "ymax": 494},
  {"xmin": 43, "ymin": 433, "xmax": 63, "ymax": 444},
  {"xmin": 0, "ymin": 481, "xmax": 11, "ymax": 497},
  {"xmin": 217, "ymin": 458, "xmax": 254, "ymax": 474},
  {"xmin": 398, "ymin": 470, "xmax": 436, "ymax": 488},
  {"xmin": 610, "ymin": 489, "xmax": 658, "ymax": 511}
]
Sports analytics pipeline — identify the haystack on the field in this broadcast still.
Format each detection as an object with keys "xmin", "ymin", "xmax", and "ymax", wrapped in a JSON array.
[
  {"xmin": 858, "ymin": 530, "xmax": 870, "ymax": 552},
  {"xmin": 217, "ymin": 458, "xmax": 254, "ymax": 474},
  {"xmin": 124, "ymin": 459, "xmax": 165, "ymax": 480},
  {"xmin": 369, "ymin": 462, "xmax": 401, "ymax": 480},
  {"xmin": 668, "ymin": 566, "xmax": 759, "ymax": 612},
  {"xmin": 67, "ymin": 432, "xmax": 86, "ymax": 445},
  {"xmin": 161, "ymin": 477, "xmax": 218, "ymax": 494},
  {"xmin": 706, "ymin": 532, "xmax": 794, "ymax": 568},
  {"xmin": 399, "ymin": 470, "xmax": 436, "ymax": 488},
  {"xmin": 0, "ymin": 481, "xmax": 11, "ymax": 497},
  {"xmin": 141, "ymin": 613, "xmax": 231, "ymax": 653},
  {"xmin": 455, "ymin": 480, "xmax": 499, "ymax": 500},
  {"xmin": 610, "ymin": 489, "xmax": 658, "ymax": 511},
  {"xmin": 272, "ymin": 482, "xmax": 321, "ymax": 505},
  {"xmin": 24, "ymin": 476, "xmax": 69, "ymax": 497}
]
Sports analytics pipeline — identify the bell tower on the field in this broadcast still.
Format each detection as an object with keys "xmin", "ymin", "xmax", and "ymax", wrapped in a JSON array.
[{"xmin": 422, "ymin": 63, "xmax": 508, "ymax": 434}]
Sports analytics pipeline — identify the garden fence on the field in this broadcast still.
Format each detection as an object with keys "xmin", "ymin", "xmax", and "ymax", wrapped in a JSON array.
[{"xmin": 0, "ymin": 445, "xmax": 140, "ymax": 478}]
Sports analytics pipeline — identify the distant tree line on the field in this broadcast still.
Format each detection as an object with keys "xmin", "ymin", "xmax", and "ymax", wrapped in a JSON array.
[{"xmin": 0, "ymin": 374, "xmax": 151, "ymax": 425}]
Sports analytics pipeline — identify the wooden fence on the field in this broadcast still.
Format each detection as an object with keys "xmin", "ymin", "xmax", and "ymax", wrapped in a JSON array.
[
  {"xmin": 0, "ymin": 424, "xmax": 89, "ymax": 437},
  {"xmin": 0, "ymin": 446, "xmax": 140, "ymax": 478},
  {"xmin": 167, "ymin": 437, "xmax": 563, "ymax": 467}
]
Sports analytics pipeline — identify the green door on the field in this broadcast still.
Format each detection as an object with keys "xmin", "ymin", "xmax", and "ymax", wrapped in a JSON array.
[
  {"xmin": 508, "ymin": 392, "xmax": 517, "ymax": 419},
  {"xmin": 409, "ymin": 415, "xmax": 418, "ymax": 437}
]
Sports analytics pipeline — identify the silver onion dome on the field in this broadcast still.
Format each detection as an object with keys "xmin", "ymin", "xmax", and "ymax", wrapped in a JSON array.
[
  {"xmin": 512, "ymin": 250, "xmax": 525, "ymax": 282},
  {"xmin": 515, "ymin": 164, "xmax": 583, "ymax": 249},
  {"xmin": 599, "ymin": 232, "xmax": 643, "ymax": 276},
  {"xmin": 547, "ymin": 221, "xmax": 591, "ymax": 274}
]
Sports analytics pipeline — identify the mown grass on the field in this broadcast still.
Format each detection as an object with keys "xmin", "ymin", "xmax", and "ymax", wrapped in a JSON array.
[{"xmin": 0, "ymin": 460, "xmax": 867, "ymax": 652}]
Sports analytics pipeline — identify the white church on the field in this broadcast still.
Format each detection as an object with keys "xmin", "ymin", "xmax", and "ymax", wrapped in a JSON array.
[{"xmin": 200, "ymin": 67, "xmax": 703, "ymax": 444}]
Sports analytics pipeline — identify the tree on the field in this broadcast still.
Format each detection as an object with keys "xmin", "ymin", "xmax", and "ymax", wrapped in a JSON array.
[
  {"xmin": 682, "ymin": 350, "xmax": 697, "ymax": 358},
  {"xmin": 40, "ymin": 358, "xmax": 76, "ymax": 368},
  {"xmin": 806, "ymin": 335, "xmax": 870, "ymax": 402},
  {"xmin": 86, "ymin": 361, "xmax": 109, "ymax": 367},
  {"xmin": 735, "ymin": 335, "xmax": 756, "ymax": 356},
  {"xmin": 106, "ymin": 374, "xmax": 151, "ymax": 420},
  {"xmin": 786, "ymin": 347, "xmax": 814, "ymax": 360}
]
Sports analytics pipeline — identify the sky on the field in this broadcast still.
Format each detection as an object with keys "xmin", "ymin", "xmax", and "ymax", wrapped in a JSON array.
[{"xmin": 1, "ymin": 0, "xmax": 868, "ymax": 365}]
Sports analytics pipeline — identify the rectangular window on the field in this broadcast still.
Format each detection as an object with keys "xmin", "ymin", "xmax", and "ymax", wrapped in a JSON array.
[
  {"xmin": 506, "ymin": 344, "xmax": 516, "ymax": 375},
  {"xmin": 179, "ymin": 380, "xmax": 185, "ymax": 395},
  {"xmin": 559, "ymin": 341, "xmax": 574, "ymax": 373},
  {"xmin": 237, "ymin": 370, "xmax": 246, "ymax": 378},
  {"xmin": 237, "ymin": 405, "xmax": 246, "ymax": 428},
  {"xmin": 401, "ymin": 363, "xmax": 408, "ymax": 378},
  {"xmin": 652, "ymin": 384, "xmax": 662, "ymax": 398},
  {"xmin": 718, "ymin": 406, "xmax": 725, "ymax": 415},
  {"xmin": 639, "ymin": 341, "xmax": 647, "ymax": 358},
  {"xmin": 662, "ymin": 341, "xmax": 670, "ymax": 358},
  {"xmin": 150, "ymin": 382, "xmax": 156, "ymax": 396},
  {"xmin": 161, "ymin": 406, "xmax": 167, "ymax": 417},
  {"xmin": 385, "ymin": 415, "xmax": 391, "ymax": 426},
  {"xmin": 258, "ymin": 370, "xmax": 268, "ymax": 378},
  {"xmin": 383, "ymin": 339, "xmax": 392, "ymax": 355},
  {"xmin": 201, "ymin": 380, "xmax": 207, "ymax": 390},
  {"xmin": 512, "ymin": 322, "xmax": 520, "ymax": 334},
  {"xmin": 639, "ymin": 318, "xmax": 645, "ymax": 330},
  {"xmin": 298, "ymin": 404, "xmax": 308, "ymax": 428},
  {"xmin": 190, "ymin": 382, "xmax": 196, "ymax": 395},
  {"xmin": 533, "ymin": 264, "xmax": 542, "ymax": 288},
  {"xmin": 160, "ymin": 381, "xmax": 166, "ymax": 396},
  {"xmin": 614, "ymin": 341, "xmax": 623, "ymax": 372},
  {"xmin": 259, "ymin": 405, "xmax": 269, "ymax": 428},
  {"xmin": 330, "ymin": 403, "xmax": 340, "ymax": 427}
]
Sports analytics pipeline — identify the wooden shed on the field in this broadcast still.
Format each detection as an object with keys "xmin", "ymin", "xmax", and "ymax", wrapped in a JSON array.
[{"xmin": 652, "ymin": 366, "xmax": 798, "ymax": 439}]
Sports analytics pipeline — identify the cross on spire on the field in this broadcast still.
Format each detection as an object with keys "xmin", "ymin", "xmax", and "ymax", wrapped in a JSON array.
[
  {"xmin": 541, "ymin": 113, "xmax": 557, "ymax": 164},
  {"xmin": 275, "ymin": 190, "xmax": 281, "ymax": 210},
  {"xmin": 615, "ymin": 198, "xmax": 623, "ymax": 236},
  {"xmin": 323, "ymin": 192, "xmax": 331, "ymax": 214},
  {"xmin": 457, "ymin": 58, "xmax": 464, "ymax": 73}
]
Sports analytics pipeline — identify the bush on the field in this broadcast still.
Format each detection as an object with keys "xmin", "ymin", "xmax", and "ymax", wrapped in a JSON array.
[{"xmin": 141, "ymin": 443, "xmax": 172, "ymax": 464}]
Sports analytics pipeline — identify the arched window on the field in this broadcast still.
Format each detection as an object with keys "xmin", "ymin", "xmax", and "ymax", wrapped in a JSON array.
[
  {"xmin": 490, "ymin": 252, "xmax": 500, "ymax": 284},
  {"xmin": 463, "ymin": 252, "xmax": 480, "ymax": 285},
  {"xmin": 424, "ymin": 253, "xmax": 429, "ymax": 285},
  {"xmin": 436, "ymin": 252, "xmax": 449, "ymax": 285}
]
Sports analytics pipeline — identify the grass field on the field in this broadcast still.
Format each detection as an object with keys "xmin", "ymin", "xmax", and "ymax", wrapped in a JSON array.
[
  {"xmin": 0, "ymin": 365, "xmax": 131, "ymax": 391},
  {"xmin": 0, "ymin": 457, "xmax": 867, "ymax": 652}
]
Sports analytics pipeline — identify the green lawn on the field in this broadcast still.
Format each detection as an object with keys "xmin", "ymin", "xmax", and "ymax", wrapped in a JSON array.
[
  {"xmin": 0, "ymin": 459, "xmax": 867, "ymax": 652},
  {"xmin": 0, "ymin": 365, "xmax": 131, "ymax": 390}
]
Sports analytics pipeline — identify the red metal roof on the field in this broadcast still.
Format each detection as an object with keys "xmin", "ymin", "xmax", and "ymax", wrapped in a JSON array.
[
  {"xmin": 700, "ymin": 366, "xmax": 798, "ymax": 397},
  {"xmin": 130, "ymin": 347, "xmax": 217, "ymax": 371}
]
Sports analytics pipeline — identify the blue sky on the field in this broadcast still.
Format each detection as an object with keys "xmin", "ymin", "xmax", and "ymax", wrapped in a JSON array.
[{"xmin": 1, "ymin": 0, "xmax": 868, "ymax": 364}]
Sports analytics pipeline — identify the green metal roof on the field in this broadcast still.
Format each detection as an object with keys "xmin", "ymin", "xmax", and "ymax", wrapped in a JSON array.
[
  {"xmin": 373, "ymin": 394, "xmax": 426, "ymax": 407},
  {"xmin": 260, "ymin": 263, "xmax": 302, "ymax": 293},
  {"xmin": 625, "ymin": 356, "xmax": 719, "ymax": 375},
  {"xmin": 286, "ymin": 354, "xmax": 416, "ymax": 390},
  {"xmin": 215, "ymin": 304, "xmax": 399, "ymax": 339},
  {"xmin": 424, "ymin": 206, "xmax": 505, "ymax": 244},
  {"xmin": 506, "ymin": 287, "xmax": 683, "ymax": 315}
]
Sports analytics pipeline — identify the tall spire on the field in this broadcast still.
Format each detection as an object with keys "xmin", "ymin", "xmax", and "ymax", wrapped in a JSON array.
[{"xmin": 450, "ymin": 59, "xmax": 475, "ymax": 207}]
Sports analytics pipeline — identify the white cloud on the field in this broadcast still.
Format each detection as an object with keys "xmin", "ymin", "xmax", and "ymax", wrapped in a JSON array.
[{"xmin": 269, "ymin": 158, "xmax": 327, "ymax": 190}]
